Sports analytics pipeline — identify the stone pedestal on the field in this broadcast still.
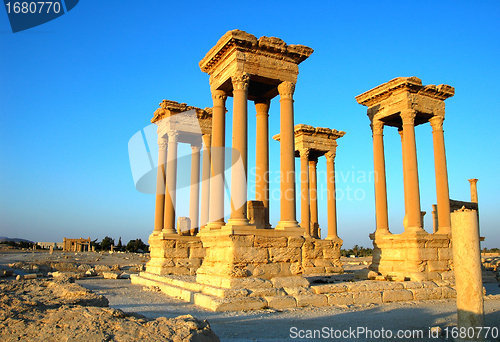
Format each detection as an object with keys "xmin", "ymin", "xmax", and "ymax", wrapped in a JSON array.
[{"xmin": 370, "ymin": 232, "xmax": 453, "ymax": 281}]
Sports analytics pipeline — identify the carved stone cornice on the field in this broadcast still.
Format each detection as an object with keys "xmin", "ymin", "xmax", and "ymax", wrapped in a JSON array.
[
  {"xmin": 278, "ymin": 81, "xmax": 295, "ymax": 99},
  {"xmin": 400, "ymin": 109, "xmax": 416, "ymax": 126},
  {"xmin": 158, "ymin": 139, "xmax": 167, "ymax": 151},
  {"xmin": 429, "ymin": 115, "xmax": 444, "ymax": 131},
  {"xmin": 325, "ymin": 151, "xmax": 336, "ymax": 163},
  {"xmin": 151, "ymin": 99, "xmax": 212, "ymax": 124},
  {"xmin": 231, "ymin": 72, "xmax": 250, "ymax": 91},
  {"xmin": 370, "ymin": 119, "xmax": 384, "ymax": 135},
  {"xmin": 299, "ymin": 148, "xmax": 310, "ymax": 160}
]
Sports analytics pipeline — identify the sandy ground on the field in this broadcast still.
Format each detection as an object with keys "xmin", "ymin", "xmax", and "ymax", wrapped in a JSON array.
[{"xmin": 2, "ymin": 249, "xmax": 500, "ymax": 342}]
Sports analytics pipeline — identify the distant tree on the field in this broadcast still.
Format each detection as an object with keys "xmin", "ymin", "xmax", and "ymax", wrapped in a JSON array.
[
  {"xmin": 91, "ymin": 239, "xmax": 101, "ymax": 251},
  {"xmin": 101, "ymin": 236, "xmax": 114, "ymax": 251},
  {"xmin": 116, "ymin": 237, "xmax": 122, "ymax": 251},
  {"xmin": 125, "ymin": 239, "xmax": 148, "ymax": 253}
]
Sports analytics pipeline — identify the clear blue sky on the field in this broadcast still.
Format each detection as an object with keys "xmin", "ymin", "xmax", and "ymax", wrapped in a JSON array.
[{"xmin": 1, "ymin": 1, "xmax": 499, "ymax": 249}]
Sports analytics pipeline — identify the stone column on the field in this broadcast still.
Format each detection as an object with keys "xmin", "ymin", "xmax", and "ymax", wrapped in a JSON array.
[
  {"xmin": 255, "ymin": 98, "xmax": 271, "ymax": 228},
  {"xmin": 299, "ymin": 148, "xmax": 310, "ymax": 237},
  {"xmin": 450, "ymin": 209, "xmax": 485, "ymax": 342},
  {"xmin": 153, "ymin": 138, "xmax": 167, "ymax": 235},
  {"xmin": 228, "ymin": 73, "xmax": 250, "ymax": 226},
  {"xmin": 398, "ymin": 129, "xmax": 409, "ymax": 216},
  {"xmin": 208, "ymin": 90, "xmax": 227, "ymax": 227},
  {"xmin": 371, "ymin": 119, "xmax": 390, "ymax": 234},
  {"xmin": 431, "ymin": 204, "xmax": 438, "ymax": 234},
  {"xmin": 276, "ymin": 81, "xmax": 299, "ymax": 229},
  {"xmin": 189, "ymin": 142, "xmax": 202, "ymax": 235},
  {"xmin": 429, "ymin": 115, "xmax": 451, "ymax": 234},
  {"xmin": 325, "ymin": 151, "xmax": 339, "ymax": 240},
  {"xmin": 400, "ymin": 109, "xmax": 424, "ymax": 233},
  {"xmin": 469, "ymin": 178, "xmax": 478, "ymax": 203},
  {"xmin": 163, "ymin": 132, "xmax": 178, "ymax": 234},
  {"xmin": 309, "ymin": 158, "xmax": 319, "ymax": 238},
  {"xmin": 200, "ymin": 134, "xmax": 211, "ymax": 228}
]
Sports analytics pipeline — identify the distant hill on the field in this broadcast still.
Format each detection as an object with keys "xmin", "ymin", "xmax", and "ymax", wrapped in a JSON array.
[{"xmin": 0, "ymin": 237, "xmax": 34, "ymax": 243}]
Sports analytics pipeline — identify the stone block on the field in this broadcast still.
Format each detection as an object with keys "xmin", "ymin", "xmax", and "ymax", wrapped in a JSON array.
[
  {"xmin": 381, "ymin": 248, "xmax": 406, "ymax": 260},
  {"xmin": 288, "ymin": 236, "xmax": 305, "ymax": 248},
  {"xmin": 344, "ymin": 283, "xmax": 368, "ymax": 292},
  {"xmin": 295, "ymin": 294, "xmax": 328, "ymax": 307},
  {"xmin": 189, "ymin": 247, "xmax": 205, "ymax": 259},
  {"xmin": 269, "ymin": 248, "xmax": 300, "ymax": 263},
  {"xmin": 311, "ymin": 284, "xmax": 346, "ymax": 294},
  {"xmin": 428, "ymin": 261, "xmax": 449, "ymax": 272},
  {"xmin": 175, "ymin": 258, "xmax": 201, "ymax": 268},
  {"xmin": 438, "ymin": 248, "xmax": 453, "ymax": 261},
  {"xmin": 441, "ymin": 287, "xmax": 457, "ymax": 299},
  {"xmin": 323, "ymin": 248, "xmax": 341, "ymax": 259},
  {"xmin": 249, "ymin": 288, "xmax": 285, "ymax": 297},
  {"xmin": 312, "ymin": 259, "xmax": 334, "ymax": 267},
  {"xmin": 406, "ymin": 248, "xmax": 438, "ymax": 261},
  {"xmin": 284, "ymin": 287, "xmax": 314, "ymax": 296},
  {"xmin": 425, "ymin": 239, "xmax": 450, "ymax": 248},
  {"xmin": 353, "ymin": 291, "xmax": 382, "ymax": 304},
  {"xmin": 220, "ymin": 277, "xmax": 273, "ymax": 289},
  {"xmin": 161, "ymin": 240, "xmax": 176, "ymax": 248},
  {"xmin": 325, "ymin": 266, "xmax": 343, "ymax": 273},
  {"xmin": 289, "ymin": 263, "xmax": 304, "ymax": 275},
  {"xmin": 402, "ymin": 281, "xmax": 425, "ymax": 289},
  {"xmin": 162, "ymin": 247, "xmax": 188, "ymax": 259},
  {"xmin": 327, "ymin": 293, "xmax": 354, "ymax": 306},
  {"xmin": 254, "ymin": 236, "xmax": 287, "ymax": 248},
  {"xmin": 249, "ymin": 263, "xmax": 282, "ymax": 278},
  {"xmin": 303, "ymin": 243, "xmax": 323, "ymax": 259},
  {"xmin": 303, "ymin": 267, "xmax": 325, "ymax": 274},
  {"xmin": 382, "ymin": 290, "xmax": 413, "ymax": 302},
  {"xmin": 365, "ymin": 282, "xmax": 404, "ymax": 291},
  {"xmin": 233, "ymin": 247, "xmax": 269, "ymax": 264},
  {"xmin": 354, "ymin": 268, "xmax": 378, "ymax": 280},
  {"xmin": 103, "ymin": 272, "xmax": 122, "ymax": 279},
  {"xmin": 410, "ymin": 288, "xmax": 442, "ymax": 300},
  {"xmin": 202, "ymin": 286, "xmax": 249, "ymax": 299},
  {"xmin": 175, "ymin": 240, "xmax": 189, "ymax": 249},
  {"xmin": 271, "ymin": 276, "xmax": 309, "ymax": 288},
  {"xmin": 266, "ymin": 296, "xmax": 296, "ymax": 309},
  {"xmin": 441, "ymin": 271, "xmax": 455, "ymax": 282}
]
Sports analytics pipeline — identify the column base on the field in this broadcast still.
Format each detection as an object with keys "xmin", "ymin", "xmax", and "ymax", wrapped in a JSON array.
[
  {"xmin": 275, "ymin": 220, "xmax": 304, "ymax": 236},
  {"xmin": 226, "ymin": 218, "xmax": 250, "ymax": 227},
  {"xmin": 435, "ymin": 227, "xmax": 451, "ymax": 235},
  {"xmin": 161, "ymin": 228, "xmax": 177, "ymax": 235}
]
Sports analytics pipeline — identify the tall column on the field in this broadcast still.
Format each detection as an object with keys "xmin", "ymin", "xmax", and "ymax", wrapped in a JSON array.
[
  {"xmin": 200, "ymin": 134, "xmax": 211, "ymax": 228},
  {"xmin": 469, "ymin": 178, "xmax": 478, "ymax": 203},
  {"xmin": 153, "ymin": 138, "xmax": 167, "ymax": 235},
  {"xmin": 163, "ymin": 131, "xmax": 178, "ymax": 234},
  {"xmin": 276, "ymin": 81, "xmax": 299, "ymax": 229},
  {"xmin": 325, "ymin": 151, "xmax": 339, "ymax": 240},
  {"xmin": 371, "ymin": 119, "xmax": 390, "ymax": 234},
  {"xmin": 299, "ymin": 148, "xmax": 310, "ymax": 237},
  {"xmin": 400, "ymin": 109, "xmax": 424, "ymax": 233},
  {"xmin": 398, "ymin": 129, "xmax": 409, "ymax": 216},
  {"xmin": 309, "ymin": 158, "xmax": 319, "ymax": 238},
  {"xmin": 208, "ymin": 90, "xmax": 227, "ymax": 227},
  {"xmin": 189, "ymin": 142, "xmax": 202, "ymax": 235},
  {"xmin": 429, "ymin": 115, "xmax": 451, "ymax": 234},
  {"xmin": 228, "ymin": 73, "xmax": 250, "ymax": 226},
  {"xmin": 255, "ymin": 98, "xmax": 271, "ymax": 228}
]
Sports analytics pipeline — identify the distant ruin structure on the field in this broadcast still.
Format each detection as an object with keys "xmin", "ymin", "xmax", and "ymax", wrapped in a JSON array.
[{"xmin": 62, "ymin": 237, "xmax": 91, "ymax": 252}]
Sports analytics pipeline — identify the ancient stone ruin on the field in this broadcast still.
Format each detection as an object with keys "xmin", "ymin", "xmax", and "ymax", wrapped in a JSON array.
[{"xmin": 131, "ymin": 30, "xmax": 483, "ymax": 312}]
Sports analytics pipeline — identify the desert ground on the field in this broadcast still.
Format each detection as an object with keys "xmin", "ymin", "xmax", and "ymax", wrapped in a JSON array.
[{"xmin": 1, "ymin": 247, "xmax": 499, "ymax": 342}]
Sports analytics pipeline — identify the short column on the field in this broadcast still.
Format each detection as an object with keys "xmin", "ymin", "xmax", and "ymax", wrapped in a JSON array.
[
  {"xmin": 325, "ymin": 151, "xmax": 339, "ymax": 240},
  {"xmin": 200, "ymin": 134, "xmax": 211, "ymax": 229},
  {"xmin": 372, "ymin": 119, "xmax": 390, "ymax": 234},
  {"xmin": 429, "ymin": 115, "xmax": 451, "ymax": 234},
  {"xmin": 309, "ymin": 158, "xmax": 319, "ymax": 238},
  {"xmin": 276, "ymin": 81, "xmax": 299, "ymax": 229},
  {"xmin": 153, "ymin": 138, "xmax": 167, "ymax": 235},
  {"xmin": 400, "ymin": 109, "xmax": 424, "ymax": 233},
  {"xmin": 208, "ymin": 90, "xmax": 227, "ymax": 227},
  {"xmin": 469, "ymin": 178, "xmax": 478, "ymax": 203},
  {"xmin": 255, "ymin": 98, "xmax": 271, "ymax": 228},
  {"xmin": 228, "ymin": 73, "xmax": 250, "ymax": 226},
  {"xmin": 189, "ymin": 142, "xmax": 202, "ymax": 235},
  {"xmin": 299, "ymin": 148, "xmax": 311, "ymax": 237},
  {"xmin": 163, "ymin": 131, "xmax": 178, "ymax": 234}
]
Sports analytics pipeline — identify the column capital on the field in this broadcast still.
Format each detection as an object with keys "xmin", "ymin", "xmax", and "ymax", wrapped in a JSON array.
[
  {"xmin": 400, "ymin": 109, "xmax": 417, "ymax": 125},
  {"xmin": 325, "ymin": 151, "xmax": 336, "ymax": 163},
  {"xmin": 231, "ymin": 72, "xmax": 250, "ymax": 91},
  {"xmin": 370, "ymin": 119, "xmax": 384, "ymax": 135},
  {"xmin": 468, "ymin": 178, "xmax": 478, "ymax": 185},
  {"xmin": 398, "ymin": 128, "xmax": 404, "ymax": 141},
  {"xmin": 191, "ymin": 142, "xmax": 202, "ymax": 152},
  {"xmin": 212, "ymin": 90, "xmax": 227, "ymax": 102},
  {"xmin": 308, "ymin": 158, "xmax": 318, "ymax": 166},
  {"xmin": 167, "ymin": 131, "xmax": 179, "ymax": 141},
  {"xmin": 158, "ymin": 138, "xmax": 167, "ymax": 150},
  {"xmin": 299, "ymin": 148, "xmax": 310, "ymax": 160},
  {"xmin": 278, "ymin": 81, "xmax": 296, "ymax": 99},
  {"xmin": 254, "ymin": 98, "xmax": 270, "ymax": 115},
  {"xmin": 202, "ymin": 133, "xmax": 212, "ymax": 148},
  {"xmin": 429, "ymin": 115, "xmax": 444, "ymax": 131}
]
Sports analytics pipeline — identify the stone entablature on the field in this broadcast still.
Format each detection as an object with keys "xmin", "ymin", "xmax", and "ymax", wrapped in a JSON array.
[{"xmin": 199, "ymin": 30, "xmax": 313, "ymax": 99}]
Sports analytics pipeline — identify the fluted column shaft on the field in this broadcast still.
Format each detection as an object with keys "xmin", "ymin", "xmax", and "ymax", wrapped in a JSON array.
[
  {"xmin": 299, "ymin": 149, "xmax": 310, "ymax": 237},
  {"xmin": 200, "ymin": 134, "xmax": 211, "ymax": 228},
  {"xmin": 163, "ymin": 132, "xmax": 178, "ymax": 234},
  {"xmin": 276, "ymin": 81, "xmax": 299, "ymax": 229},
  {"xmin": 325, "ymin": 151, "xmax": 339, "ymax": 240},
  {"xmin": 189, "ymin": 143, "xmax": 202, "ymax": 234},
  {"xmin": 309, "ymin": 158, "xmax": 319, "ymax": 238},
  {"xmin": 400, "ymin": 109, "xmax": 423, "ymax": 232},
  {"xmin": 429, "ymin": 115, "xmax": 451, "ymax": 234},
  {"xmin": 255, "ymin": 99, "xmax": 271, "ymax": 227},
  {"xmin": 208, "ymin": 90, "xmax": 227, "ymax": 226},
  {"xmin": 153, "ymin": 138, "xmax": 167, "ymax": 234},
  {"xmin": 228, "ymin": 73, "xmax": 250, "ymax": 225},
  {"xmin": 371, "ymin": 119, "xmax": 390, "ymax": 234}
]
